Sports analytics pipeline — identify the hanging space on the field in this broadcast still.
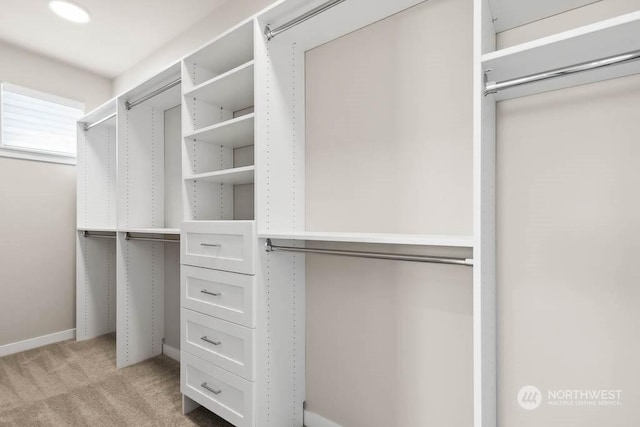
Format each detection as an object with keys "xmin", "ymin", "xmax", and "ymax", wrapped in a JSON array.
[
  {"xmin": 76, "ymin": 100, "xmax": 117, "ymax": 342},
  {"xmin": 116, "ymin": 64, "xmax": 182, "ymax": 368},
  {"xmin": 477, "ymin": 2, "xmax": 640, "ymax": 425},
  {"xmin": 256, "ymin": 0, "xmax": 475, "ymax": 426}
]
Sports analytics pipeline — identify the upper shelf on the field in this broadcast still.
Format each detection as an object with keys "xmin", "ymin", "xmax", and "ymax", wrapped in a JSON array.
[
  {"xmin": 487, "ymin": 0, "xmax": 598, "ymax": 32},
  {"xmin": 483, "ymin": 10, "xmax": 640, "ymax": 100},
  {"xmin": 258, "ymin": 231, "xmax": 474, "ymax": 248},
  {"xmin": 184, "ymin": 61, "xmax": 254, "ymax": 112},
  {"xmin": 79, "ymin": 99, "xmax": 116, "ymax": 129}
]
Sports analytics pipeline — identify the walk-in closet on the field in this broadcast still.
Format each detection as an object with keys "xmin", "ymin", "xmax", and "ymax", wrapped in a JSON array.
[{"xmin": 1, "ymin": 0, "xmax": 639, "ymax": 426}]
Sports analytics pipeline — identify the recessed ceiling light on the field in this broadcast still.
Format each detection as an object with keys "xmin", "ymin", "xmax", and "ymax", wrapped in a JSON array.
[{"xmin": 49, "ymin": 1, "xmax": 91, "ymax": 24}]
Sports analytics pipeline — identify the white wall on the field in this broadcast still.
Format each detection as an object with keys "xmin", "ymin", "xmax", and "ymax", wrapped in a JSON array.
[
  {"xmin": 304, "ymin": 0, "xmax": 474, "ymax": 425},
  {"xmin": 497, "ymin": 71, "xmax": 640, "ymax": 427},
  {"xmin": 0, "ymin": 40, "xmax": 112, "ymax": 346},
  {"xmin": 113, "ymin": 0, "xmax": 277, "ymax": 95}
]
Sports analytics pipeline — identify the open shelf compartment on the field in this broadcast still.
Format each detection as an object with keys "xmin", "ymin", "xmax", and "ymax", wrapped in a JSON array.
[{"xmin": 183, "ymin": 20, "xmax": 254, "ymax": 89}]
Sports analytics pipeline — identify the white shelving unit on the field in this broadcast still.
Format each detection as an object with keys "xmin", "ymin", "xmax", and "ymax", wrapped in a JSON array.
[
  {"xmin": 76, "ymin": 101, "xmax": 117, "ymax": 342},
  {"xmin": 75, "ymin": 0, "xmax": 640, "ymax": 425},
  {"xmin": 77, "ymin": 64, "xmax": 184, "ymax": 369},
  {"xmin": 178, "ymin": 19, "xmax": 264, "ymax": 426},
  {"xmin": 182, "ymin": 20, "xmax": 256, "ymax": 222},
  {"xmin": 115, "ymin": 63, "xmax": 183, "ymax": 368}
]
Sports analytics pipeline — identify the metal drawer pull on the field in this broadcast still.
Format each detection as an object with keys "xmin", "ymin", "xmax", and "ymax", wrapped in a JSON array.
[
  {"xmin": 201, "ymin": 336, "xmax": 222, "ymax": 346},
  {"xmin": 201, "ymin": 382, "xmax": 222, "ymax": 395},
  {"xmin": 200, "ymin": 289, "xmax": 221, "ymax": 297},
  {"xmin": 201, "ymin": 243, "xmax": 221, "ymax": 247}
]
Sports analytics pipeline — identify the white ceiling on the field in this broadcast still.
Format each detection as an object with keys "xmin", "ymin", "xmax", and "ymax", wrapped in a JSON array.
[{"xmin": 0, "ymin": 0, "xmax": 231, "ymax": 78}]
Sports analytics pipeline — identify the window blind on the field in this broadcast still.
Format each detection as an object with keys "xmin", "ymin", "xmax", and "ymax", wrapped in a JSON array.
[{"xmin": 1, "ymin": 83, "xmax": 84, "ymax": 158}]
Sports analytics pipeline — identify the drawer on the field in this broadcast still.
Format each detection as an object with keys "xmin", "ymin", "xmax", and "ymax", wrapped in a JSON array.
[
  {"xmin": 182, "ymin": 308, "xmax": 255, "ymax": 381},
  {"xmin": 181, "ymin": 352, "xmax": 254, "ymax": 427},
  {"xmin": 181, "ymin": 221, "xmax": 255, "ymax": 275},
  {"xmin": 181, "ymin": 265, "xmax": 255, "ymax": 328}
]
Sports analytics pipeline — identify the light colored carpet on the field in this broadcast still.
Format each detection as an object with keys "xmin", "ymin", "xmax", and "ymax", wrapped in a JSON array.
[{"xmin": 0, "ymin": 334, "xmax": 233, "ymax": 426}]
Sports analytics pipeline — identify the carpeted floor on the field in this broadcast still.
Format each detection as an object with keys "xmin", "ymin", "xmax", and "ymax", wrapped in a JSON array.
[{"xmin": 0, "ymin": 334, "xmax": 233, "ymax": 426}]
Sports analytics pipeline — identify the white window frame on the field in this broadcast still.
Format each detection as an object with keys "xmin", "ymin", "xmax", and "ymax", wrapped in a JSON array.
[{"xmin": 0, "ymin": 83, "xmax": 84, "ymax": 165}]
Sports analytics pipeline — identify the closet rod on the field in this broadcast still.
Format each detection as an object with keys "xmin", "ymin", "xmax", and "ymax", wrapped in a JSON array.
[
  {"xmin": 265, "ymin": 239, "xmax": 473, "ymax": 266},
  {"xmin": 484, "ymin": 49, "xmax": 640, "ymax": 95},
  {"xmin": 82, "ymin": 231, "xmax": 116, "ymax": 239},
  {"xmin": 83, "ymin": 112, "xmax": 116, "ymax": 132},
  {"xmin": 264, "ymin": 0, "xmax": 346, "ymax": 41},
  {"xmin": 124, "ymin": 232, "xmax": 179, "ymax": 244},
  {"xmin": 125, "ymin": 78, "xmax": 181, "ymax": 110}
]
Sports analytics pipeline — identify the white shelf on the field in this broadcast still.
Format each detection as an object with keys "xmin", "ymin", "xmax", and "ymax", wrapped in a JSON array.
[
  {"xmin": 258, "ymin": 231, "xmax": 474, "ymax": 248},
  {"xmin": 184, "ymin": 61, "xmax": 254, "ymax": 111},
  {"xmin": 186, "ymin": 113, "xmax": 254, "ymax": 148},
  {"xmin": 121, "ymin": 228, "xmax": 180, "ymax": 235},
  {"xmin": 78, "ymin": 227, "xmax": 117, "ymax": 233},
  {"xmin": 483, "ymin": 10, "xmax": 640, "ymax": 100},
  {"xmin": 79, "ymin": 99, "xmax": 116, "ymax": 124},
  {"xmin": 487, "ymin": 0, "xmax": 597, "ymax": 32},
  {"xmin": 185, "ymin": 165, "xmax": 255, "ymax": 185}
]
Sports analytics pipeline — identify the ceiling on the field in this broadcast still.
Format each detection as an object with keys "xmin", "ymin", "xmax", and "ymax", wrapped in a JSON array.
[{"xmin": 0, "ymin": 0, "xmax": 231, "ymax": 78}]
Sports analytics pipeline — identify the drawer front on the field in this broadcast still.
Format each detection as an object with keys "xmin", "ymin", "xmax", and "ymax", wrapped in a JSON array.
[
  {"xmin": 181, "ymin": 265, "xmax": 255, "ymax": 328},
  {"xmin": 181, "ymin": 352, "xmax": 254, "ymax": 427},
  {"xmin": 182, "ymin": 308, "xmax": 255, "ymax": 381},
  {"xmin": 181, "ymin": 221, "xmax": 255, "ymax": 274}
]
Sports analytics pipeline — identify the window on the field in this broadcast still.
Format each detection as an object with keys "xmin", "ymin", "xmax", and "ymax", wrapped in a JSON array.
[{"xmin": 0, "ymin": 83, "xmax": 84, "ymax": 164}]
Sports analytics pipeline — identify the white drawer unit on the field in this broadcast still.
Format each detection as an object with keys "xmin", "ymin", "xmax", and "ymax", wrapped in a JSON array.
[
  {"xmin": 181, "ymin": 265, "xmax": 256, "ymax": 328},
  {"xmin": 182, "ymin": 308, "xmax": 255, "ymax": 380},
  {"xmin": 181, "ymin": 221, "xmax": 255, "ymax": 275},
  {"xmin": 181, "ymin": 352, "xmax": 255, "ymax": 427}
]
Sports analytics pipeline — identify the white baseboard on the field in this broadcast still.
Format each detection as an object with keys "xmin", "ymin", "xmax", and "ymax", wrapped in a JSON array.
[
  {"xmin": 304, "ymin": 410, "xmax": 342, "ymax": 427},
  {"xmin": 163, "ymin": 343, "xmax": 180, "ymax": 362},
  {"xmin": 0, "ymin": 329, "xmax": 76, "ymax": 358}
]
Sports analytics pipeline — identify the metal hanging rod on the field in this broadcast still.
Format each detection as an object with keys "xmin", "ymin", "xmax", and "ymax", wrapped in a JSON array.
[
  {"xmin": 264, "ymin": 0, "xmax": 346, "ymax": 41},
  {"xmin": 485, "ymin": 49, "xmax": 640, "ymax": 96},
  {"xmin": 124, "ymin": 232, "xmax": 180, "ymax": 243},
  {"xmin": 265, "ymin": 239, "xmax": 473, "ymax": 266},
  {"xmin": 83, "ymin": 230, "xmax": 116, "ymax": 239},
  {"xmin": 83, "ymin": 112, "xmax": 116, "ymax": 132},
  {"xmin": 125, "ymin": 78, "xmax": 181, "ymax": 110}
]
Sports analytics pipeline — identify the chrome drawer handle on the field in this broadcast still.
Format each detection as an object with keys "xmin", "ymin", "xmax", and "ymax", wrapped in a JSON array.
[
  {"xmin": 201, "ymin": 243, "xmax": 221, "ymax": 247},
  {"xmin": 201, "ymin": 336, "xmax": 221, "ymax": 346},
  {"xmin": 201, "ymin": 382, "xmax": 221, "ymax": 395},
  {"xmin": 200, "ymin": 289, "xmax": 221, "ymax": 297}
]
